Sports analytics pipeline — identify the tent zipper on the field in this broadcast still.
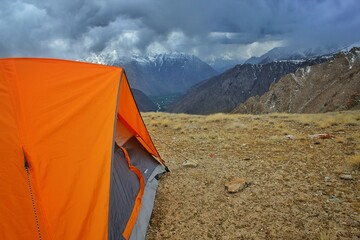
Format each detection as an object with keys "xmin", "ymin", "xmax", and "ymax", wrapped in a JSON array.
[{"xmin": 24, "ymin": 157, "xmax": 43, "ymax": 240}]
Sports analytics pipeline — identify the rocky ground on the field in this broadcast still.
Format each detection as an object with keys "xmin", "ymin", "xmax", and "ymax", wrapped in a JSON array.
[{"xmin": 143, "ymin": 111, "xmax": 360, "ymax": 240}]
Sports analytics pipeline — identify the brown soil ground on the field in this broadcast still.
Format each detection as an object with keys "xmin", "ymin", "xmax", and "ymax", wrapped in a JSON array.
[{"xmin": 143, "ymin": 111, "xmax": 360, "ymax": 240}]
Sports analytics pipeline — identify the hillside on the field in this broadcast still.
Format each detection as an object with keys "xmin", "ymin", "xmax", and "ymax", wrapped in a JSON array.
[
  {"xmin": 170, "ymin": 58, "xmax": 326, "ymax": 114},
  {"xmin": 143, "ymin": 111, "xmax": 360, "ymax": 239},
  {"xmin": 235, "ymin": 48, "xmax": 360, "ymax": 114}
]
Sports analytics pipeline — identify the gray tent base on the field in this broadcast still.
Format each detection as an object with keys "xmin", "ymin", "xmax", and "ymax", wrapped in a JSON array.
[
  {"xmin": 130, "ymin": 165, "xmax": 164, "ymax": 240},
  {"xmin": 109, "ymin": 137, "xmax": 165, "ymax": 240}
]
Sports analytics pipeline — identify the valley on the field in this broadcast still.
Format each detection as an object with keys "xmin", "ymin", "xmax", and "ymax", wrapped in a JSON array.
[{"xmin": 150, "ymin": 93, "xmax": 183, "ymax": 112}]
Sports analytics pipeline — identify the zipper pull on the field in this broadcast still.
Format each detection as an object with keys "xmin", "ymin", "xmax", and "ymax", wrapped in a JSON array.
[{"xmin": 24, "ymin": 157, "xmax": 29, "ymax": 170}]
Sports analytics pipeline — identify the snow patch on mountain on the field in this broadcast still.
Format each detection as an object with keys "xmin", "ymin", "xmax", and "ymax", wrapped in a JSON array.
[
  {"xmin": 244, "ymin": 44, "xmax": 340, "ymax": 64},
  {"xmin": 338, "ymin": 41, "xmax": 360, "ymax": 53},
  {"xmin": 244, "ymin": 41, "xmax": 360, "ymax": 65},
  {"xmin": 84, "ymin": 50, "xmax": 197, "ymax": 67}
]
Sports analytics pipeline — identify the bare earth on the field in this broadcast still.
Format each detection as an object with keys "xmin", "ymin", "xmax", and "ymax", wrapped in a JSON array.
[{"xmin": 143, "ymin": 111, "xmax": 360, "ymax": 240}]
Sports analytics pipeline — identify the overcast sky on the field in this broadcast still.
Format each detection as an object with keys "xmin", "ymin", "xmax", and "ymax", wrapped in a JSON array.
[{"xmin": 1, "ymin": 0, "xmax": 360, "ymax": 62}]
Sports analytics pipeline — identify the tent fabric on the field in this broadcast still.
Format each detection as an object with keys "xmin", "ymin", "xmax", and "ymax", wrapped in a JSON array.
[
  {"xmin": 117, "ymin": 73, "xmax": 162, "ymax": 162},
  {"xmin": 0, "ymin": 58, "xmax": 165, "ymax": 240},
  {"xmin": 108, "ymin": 147, "xmax": 140, "ymax": 240},
  {"xmin": 118, "ymin": 146, "xmax": 145, "ymax": 239},
  {"xmin": 109, "ymin": 138, "xmax": 162, "ymax": 240},
  {"xmin": 130, "ymin": 165, "xmax": 165, "ymax": 240}
]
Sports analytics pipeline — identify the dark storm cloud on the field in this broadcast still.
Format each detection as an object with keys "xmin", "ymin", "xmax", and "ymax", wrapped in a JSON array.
[
  {"xmin": 286, "ymin": 0, "xmax": 360, "ymax": 48},
  {"xmin": 0, "ymin": 0, "xmax": 359, "ymax": 60}
]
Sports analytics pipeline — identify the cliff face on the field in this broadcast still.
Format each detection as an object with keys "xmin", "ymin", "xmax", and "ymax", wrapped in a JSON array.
[
  {"xmin": 170, "ymin": 58, "xmax": 325, "ymax": 114},
  {"xmin": 234, "ymin": 48, "xmax": 360, "ymax": 114}
]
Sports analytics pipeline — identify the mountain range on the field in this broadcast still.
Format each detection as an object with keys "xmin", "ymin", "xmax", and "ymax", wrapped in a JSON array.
[
  {"xmin": 169, "ymin": 57, "xmax": 327, "ymax": 114},
  {"xmin": 85, "ymin": 52, "xmax": 217, "ymax": 96},
  {"xmin": 84, "ymin": 41, "xmax": 360, "ymax": 113},
  {"xmin": 169, "ymin": 41, "xmax": 360, "ymax": 114},
  {"xmin": 244, "ymin": 44, "xmax": 340, "ymax": 65},
  {"xmin": 234, "ymin": 47, "xmax": 360, "ymax": 114}
]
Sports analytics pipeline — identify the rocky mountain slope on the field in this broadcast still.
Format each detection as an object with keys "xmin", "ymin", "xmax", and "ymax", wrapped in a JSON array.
[
  {"xmin": 85, "ymin": 52, "xmax": 217, "ymax": 96},
  {"xmin": 170, "ymin": 58, "xmax": 326, "ymax": 114},
  {"xmin": 234, "ymin": 48, "xmax": 360, "ymax": 114}
]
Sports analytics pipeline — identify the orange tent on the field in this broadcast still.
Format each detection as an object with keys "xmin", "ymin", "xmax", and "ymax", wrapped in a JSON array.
[{"xmin": 0, "ymin": 58, "xmax": 167, "ymax": 240}]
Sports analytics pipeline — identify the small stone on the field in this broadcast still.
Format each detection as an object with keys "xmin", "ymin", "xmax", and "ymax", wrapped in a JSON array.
[
  {"xmin": 182, "ymin": 160, "xmax": 198, "ymax": 168},
  {"xmin": 297, "ymin": 193, "xmax": 308, "ymax": 202},
  {"xmin": 308, "ymin": 133, "xmax": 335, "ymax": 139},
  {"xmin": 340, "ymin": 174, "xmax": 353, "ymax": 180},
  {"xmin": 285, "ymin": 135, "xmax": 295, "ymax": 140},
  {"xmin": 330, "ymin": 195, "xmax": 340, "ymax": 202},
  {"xmin": 324, "ymin": 176, "xmax": 331, "ymax": 182},
  {"xmin": 243, "ymin": 157, "xmax": 251, "ymax": 161},
  {"xmin": 225, "ymin": 178, "xmax": 251, "ymax": 193}
]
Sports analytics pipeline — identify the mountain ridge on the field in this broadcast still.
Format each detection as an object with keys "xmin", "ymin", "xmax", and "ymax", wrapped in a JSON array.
[
  {"xmin": 244, "ymin": 42, "xmax": 360, "ymax": 65},
  {"xmin": 234, "ymin": 47, "xmax": 360, "ymax": 114},
  {"xmin": 169, "ymin": 57, "xmax": 327, "ymax": 114}
]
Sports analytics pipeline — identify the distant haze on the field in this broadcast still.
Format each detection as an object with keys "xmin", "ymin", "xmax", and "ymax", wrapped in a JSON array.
[{"xmin": 1, "ymin": 0, "xmax": 360, "ymax": 63}]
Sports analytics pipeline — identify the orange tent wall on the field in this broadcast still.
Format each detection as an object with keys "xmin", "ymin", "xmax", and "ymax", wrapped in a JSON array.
[
  {"xmin": 0, "ymin": 59, "xmax": 122, "ymax": 240},
  {"xmin": 0, "ymin": 60, "xmax": 40, "ymax": 239}
]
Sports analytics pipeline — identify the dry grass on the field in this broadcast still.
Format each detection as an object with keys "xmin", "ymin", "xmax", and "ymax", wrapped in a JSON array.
[
  {"xmin": 347, "ymin": 154, "xmax": 360, "ymax": 172},
  {"xmin": 142, "ymin": 110, "xmax": 360, "ymax": 240},
  {"xmin": 292, "ymin": 111, "xmax": 360, "ymax": 129}
]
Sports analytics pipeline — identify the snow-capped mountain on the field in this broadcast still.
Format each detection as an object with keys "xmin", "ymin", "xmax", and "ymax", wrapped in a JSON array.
[
  {"xmin": 124, "ymin": 53, "xmax": 218, "ymax": 96},
  {"xmin": 244, "ymin": 41, "xmax": 360, "ymax": 65},
  {"xmin": 85, "ymin": 50, "xmax": 127, "ymax": 66},
  {"xmin": 244, "ymin": 44, "xmax": 340, "ymax": 64},
  {"xmin": 338, "ymin": 40, "xmax": 360, "ymax": 52},
  {"xmin": 170, "ymin": 44, "xmax": 360, "ymax": 114},
  {"xmin": 84, "ymin": 52, "xmax": 217, "ymax": 96}
]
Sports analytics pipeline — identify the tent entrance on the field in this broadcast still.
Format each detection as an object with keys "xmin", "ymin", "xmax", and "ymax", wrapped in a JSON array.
[{"xmin": 109, "ymin": 137, "xmax": 165, "ymax": 240}]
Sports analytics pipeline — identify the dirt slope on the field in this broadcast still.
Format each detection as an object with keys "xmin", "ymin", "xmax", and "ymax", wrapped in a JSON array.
[{"xmin": 143, "ymin": 111, "xmax": 360, "ymax": 239}]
